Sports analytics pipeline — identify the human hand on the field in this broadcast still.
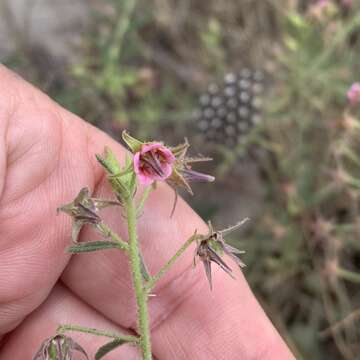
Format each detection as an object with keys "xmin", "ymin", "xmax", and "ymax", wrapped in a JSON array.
[{"xmin": 0, "ymin": 65, "xmax": 294, "ymax": 359}]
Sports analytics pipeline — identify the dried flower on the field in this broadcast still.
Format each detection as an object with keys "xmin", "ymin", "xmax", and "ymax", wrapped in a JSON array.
[
  {"xmin": 57, "ymin": 187, "xmax": 120, "ymax": 242},
  {"xmin": 194, "ymin": 219, "xmax": 248, "ymax": 290},
  {"xmin": 33, "ymin": 334, "xmax": 88, "ymax": 360},
  {"xmin": 133, "ymin": 142, "xmax": 175, "ymax": 185},
  {"xmin": 167, "ymin": 139, "xmax": 215, "ymax": 195},
  {"xmin": 347, "ymin": 82, "xmax": 360, "ymax": 106}
]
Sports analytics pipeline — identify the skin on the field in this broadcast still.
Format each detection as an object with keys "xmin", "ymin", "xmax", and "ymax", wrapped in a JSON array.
[{"xmin": 0, "ymin": 65, "xmax": 294, "ymax": 359}]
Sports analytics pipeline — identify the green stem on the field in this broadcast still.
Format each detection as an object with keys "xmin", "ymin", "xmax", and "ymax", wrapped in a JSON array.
[
  {"xmin": 145, "ymin": 232, "xmax": 199, "ymax": 292},
  {"xmin": 136, "ymin": 185, "xmax": 153, "ymax": 216},
  {"xmin": 98, "ymin": 222, "xmax": 129, "ymax": 252},
  {"xmin": 57, "ymin": 324, "xmax": 139, "ymax": 343},
  {"xmin": 126, "ymin": 197, "xmax": 152, "ymax": 360},
  {"xmin": 335, "ymin": 267, "xmax": 360, "ymax": 284}
]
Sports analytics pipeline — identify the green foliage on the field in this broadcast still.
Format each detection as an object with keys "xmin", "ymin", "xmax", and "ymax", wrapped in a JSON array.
[
  {"xmin": 96, "ymin": 147, "xmax": 136, "ymax": 201},
  {"xmin": 200, "ymin": 18, "xmax": 225, "ymax": 74},
  {"xmin": 238, "ymin": 5, "xmax": 360, "ymax": 360},
  {"xmin": 203, "ymin": 3, "xmax": 360, "ymax": 359}
]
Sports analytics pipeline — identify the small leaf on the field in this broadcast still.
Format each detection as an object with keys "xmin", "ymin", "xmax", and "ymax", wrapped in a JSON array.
[
  {"xmin": 68, "ymin": 241, "xmax": 120, "ymax": 253},
  {"xmin": 95, "ymin": 339, "xmax": 128, "ymax": 360}
]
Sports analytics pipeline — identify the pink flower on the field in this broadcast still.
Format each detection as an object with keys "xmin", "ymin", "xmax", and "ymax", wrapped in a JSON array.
[
  {"xmin": 134, "ymin": 143, "xmax": 176, "ymax": 185},
  {"xmin": 347, "ymin": 82, "xmax": 360, "ymax": 106}
]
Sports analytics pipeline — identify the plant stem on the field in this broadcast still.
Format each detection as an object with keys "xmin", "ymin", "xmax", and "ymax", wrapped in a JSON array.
[
  {"xmin": 136, "ymin": 185, "xmax": 153, "ymax": 216},
  {"xmin": 335, "ymin": 267, "xmax": 360, "ymax": 284},
  {"xmin": 98, "ymin": 222, "xmax": 129, "ymax": 251},
  {"xmin": 125, "ymin": 197, "xmax": 152, "ymax": 360},
  {"xmin": 145, "ymin": 232, "xmax": 199, "ymax": 292},
  {"xmin": 57, "ymin": 324, "xmax": 139, "ymax": 343}
]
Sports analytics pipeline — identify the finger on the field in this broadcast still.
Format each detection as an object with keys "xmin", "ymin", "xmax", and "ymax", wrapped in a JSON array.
[
  {"xmin": 151, "ymin": 266, "xmax": 294, "ymax": 359},
  {"xmin": 0, "ymin": 65, "xmax": 97, "ymax": 335},
  {"xmin": 0, "ymin": 283, "xmax": 140, "ymax": 359}
]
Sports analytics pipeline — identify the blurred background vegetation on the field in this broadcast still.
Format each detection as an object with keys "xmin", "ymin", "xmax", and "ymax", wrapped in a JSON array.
[{"xmin": 2, "ymin": 0, "xmax": 360, "ymax": 358}]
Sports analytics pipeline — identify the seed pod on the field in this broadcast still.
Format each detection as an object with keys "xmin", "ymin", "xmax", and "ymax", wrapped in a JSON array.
[
  {"xmin": 194, "ymin": 219, "xmax": 248, "ymax": 290},
  {"xmin": 32, "ymin": 334, "xmax": 88, "ymax": 360}
]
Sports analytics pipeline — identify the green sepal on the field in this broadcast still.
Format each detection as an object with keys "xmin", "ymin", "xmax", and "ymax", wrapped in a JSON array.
[
  {"xmin": 96, "ymin": 147, "xmax": 121, "ymax": 175},
  {"xmin": 96, "ymin": 148, "xmax": 137, "ymax": 201},
  {"xmin": 120, "ymin": 154, "xmax": 137, "ymax": 197},
  {"xmin": 68, "ymin": 241, "xmax": 120, "ymax": 253},
  {"xmin": 170, "ymin": 138, "xmax": 189, "ymax": 159},
  {"xmin": 209, "ymin": 239, "xmax": 223, "ymax": 254},
  {"xmin": 48, "ymin": 343, "xmax": 57, "ymax": 359},
  {"xmin": 122, "ymin": 130, "xmax": 143, "ymax": 153},
  {"xmin": 95, "ymin": 339, "xmax": 131, "ymax": 360},
  {"xmin": 167, "ymin": 168, "xmax": 193, "ymax": 195}
]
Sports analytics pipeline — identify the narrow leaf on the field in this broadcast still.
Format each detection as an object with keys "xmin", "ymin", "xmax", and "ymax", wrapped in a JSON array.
[
  {"xmin": 68, "ymin": 241, "xmax": 120, "ymax": 253},
  {"xmin": 95, "ymin": 339, "xmax": 128, "ymax": 360}
]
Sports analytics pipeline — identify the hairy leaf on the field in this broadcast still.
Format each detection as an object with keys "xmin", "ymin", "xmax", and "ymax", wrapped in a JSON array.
[{"xmin": 68, "ymin": 241, "xmax": 119, "ymax": 253}]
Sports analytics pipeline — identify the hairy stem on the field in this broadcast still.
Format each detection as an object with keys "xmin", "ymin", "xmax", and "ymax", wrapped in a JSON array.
[
  {"xmin": 126, "ymin": 197, "xmax": 152, "ymax": 360},
  {"xmin": 145, "ymin": 232, "xmax": 199, "ymax": 292},
  {"xmin": 98, "ymin": 222, "xmax": 129, "ymax": 251},
  {"xmin": 57, "ymin": 324, "xmax": 139, "ymax": 343},
  {"xmin": 335, "ymin": 266, "xmax": 360, "ymax": 284},
  {"xmin": 136, "ymin": 185, "xmax": 153, "ymax": 216}
]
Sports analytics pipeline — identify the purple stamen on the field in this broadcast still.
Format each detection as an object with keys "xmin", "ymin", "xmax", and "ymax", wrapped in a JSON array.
[{"xmin": 141, "ymin": 151, "xmax": 165, "ymax": 177}]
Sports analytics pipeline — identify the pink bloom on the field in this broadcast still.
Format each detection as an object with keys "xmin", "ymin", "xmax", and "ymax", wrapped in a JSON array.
[
  {"xmin": 347, "ymin": 82, "xmax": 360, "ymax": 106},
  {"xmin": 134, "ymin": 143, "xmax": 175, "ymax": 185}
]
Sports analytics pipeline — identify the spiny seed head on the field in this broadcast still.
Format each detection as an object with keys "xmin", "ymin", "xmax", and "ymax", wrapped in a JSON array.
[
  {"xmin": 32, "ymin": 334, "xmax": 88, "ymax": 360},
  {"xmin": 57, "ymin": 187, "xmax": 120, "ymax": 243},
  {"xmin": 196, "ymin": 69, "xmax": 265, "ymax": 147},
  {"xmin": 194, "ymin": 219, "xmax": 248, "ymax": 290}
]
